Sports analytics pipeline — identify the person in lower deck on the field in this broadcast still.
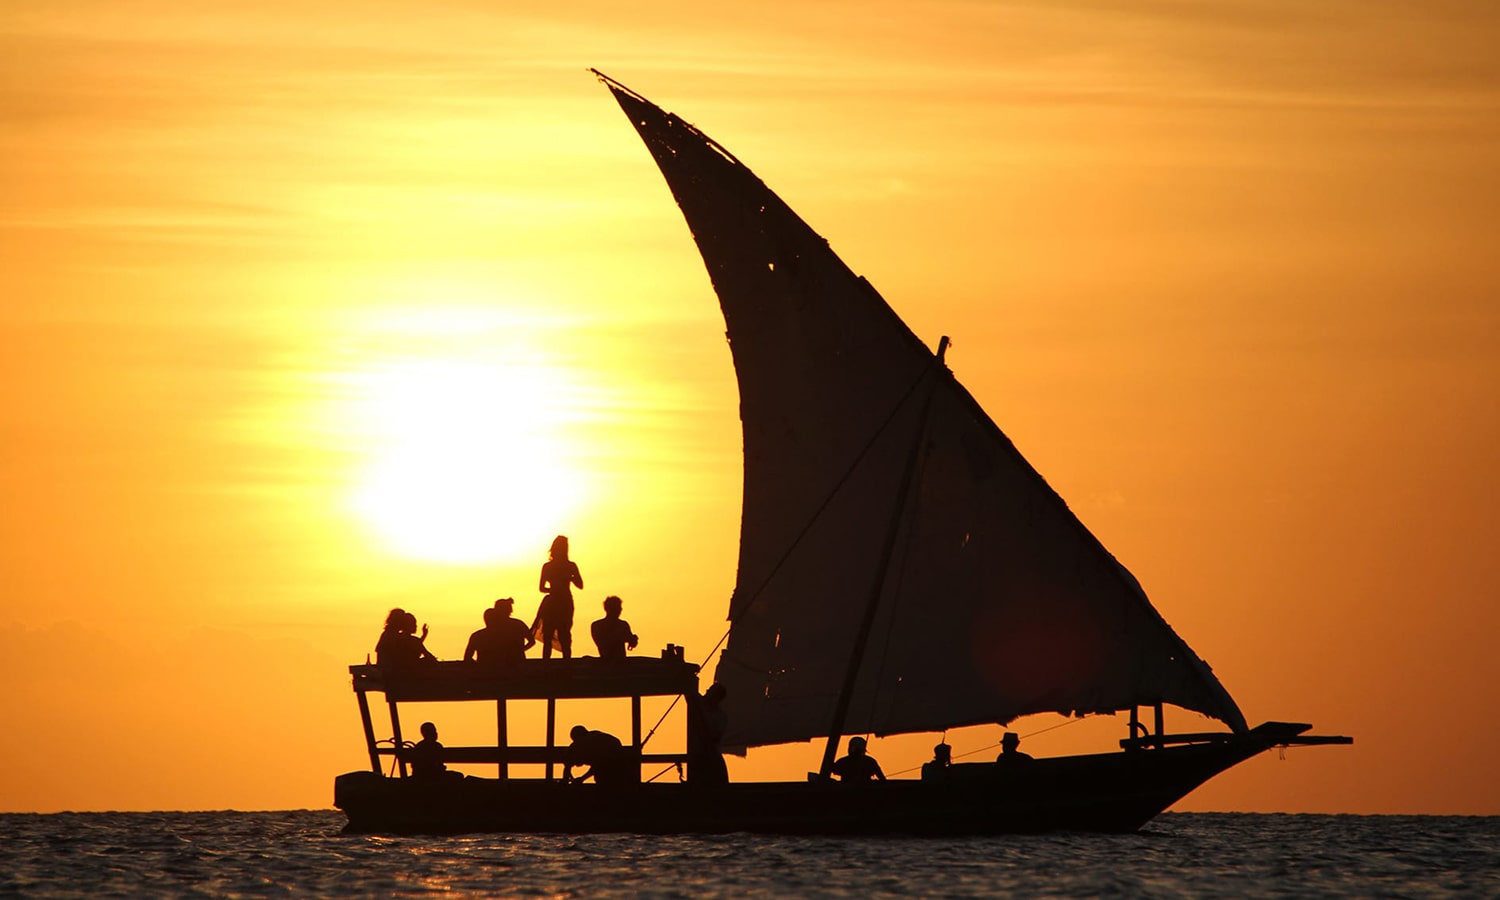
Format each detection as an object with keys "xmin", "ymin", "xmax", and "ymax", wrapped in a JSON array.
[
  {"xmin": 830, "ymin": 736, "xmax": 885, "ymax": 783},
  {"xmin": 564, "ymin": 725, "xmax": 630, "ymax": 786},
  {"xmin": 409, "ymin": 722, "xmax": 457, "ymax": 780},
  {"xmin": 996, "ymin": 731, "xmax": 1033, "ymax": 764},
  {"xmin": 921, "ymin": 742, "xmax": 952, "ymax": 781},
  {"xmin": 590, "ymin": 595, "xmax": 638, "ymax": 661}
]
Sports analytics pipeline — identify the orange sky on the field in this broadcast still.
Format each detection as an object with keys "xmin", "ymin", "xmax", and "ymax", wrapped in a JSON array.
[{"xmin": 2, "ymin": 1, "xmax": 1497, "ymax": 814}]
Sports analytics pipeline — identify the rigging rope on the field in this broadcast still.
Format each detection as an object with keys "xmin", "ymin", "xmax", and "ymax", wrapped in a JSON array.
[
  {"xmin": 716, "ymin": 365, "xmax": 933, "ymax": 642},
  {"xmin": 643, "ymin": 368, "xmax": 931, "ymax": 752},
  {"xmin": 644, "ymin": 763, "xmax": 680, "ymax": 783},
  {"xmin": 861, "ymin": 437, "xmax": 931, "ymax": 734},
  {"xmin": 885, "ymin": 715, "xmax": 1097, "ymax": 777}
]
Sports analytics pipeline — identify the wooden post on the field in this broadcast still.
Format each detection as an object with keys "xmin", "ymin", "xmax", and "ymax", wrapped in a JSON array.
[
  {"xmin": 1153, "ymin": 702, "xmax": 1165, "ymax": 741},
  {"xmin": 388, "ymin": 699, "xmax": 407, "ymax": 778},
  {"xmin": 1128, "ymin": 705, "xmax": 1140, "ymax": 747},
  {"xmin": 631, "ymin": 695, "xmax": 643, "ymax": 782},
  {"xmin": 356, "ymin": 690, "xmax": 380, "ymax": 773},
  {"xmin": 497, "ymin": 699, "xmax": 508, "ymax": 781},
  {"xmin": 631, "ymin": 695, "xmax": 642, "ymax": 748},
  {"xmin": 545, "ymin": 697, "xmax": 556, "ymax": 781}
]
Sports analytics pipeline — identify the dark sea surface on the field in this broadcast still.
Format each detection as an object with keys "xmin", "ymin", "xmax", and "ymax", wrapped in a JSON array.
[{"xmin": 0, "ymin": 811, "xmax": 1495, "ymax": 898}]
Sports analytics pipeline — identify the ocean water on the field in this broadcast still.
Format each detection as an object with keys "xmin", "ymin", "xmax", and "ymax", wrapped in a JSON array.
[{"xmin": 0, "ymin": 811, "xmax": 1495, "ymax": 898}]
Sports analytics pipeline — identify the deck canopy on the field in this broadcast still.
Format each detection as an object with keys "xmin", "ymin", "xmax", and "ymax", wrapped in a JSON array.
[{"xmin": 351, "ymin": 658, "xmax": 700, "ymax": 702}]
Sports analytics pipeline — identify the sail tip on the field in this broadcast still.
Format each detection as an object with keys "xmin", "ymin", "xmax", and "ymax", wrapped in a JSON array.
[{"xmin": 589, "ymin": 68, "xmax": 643, "ymax": 101}]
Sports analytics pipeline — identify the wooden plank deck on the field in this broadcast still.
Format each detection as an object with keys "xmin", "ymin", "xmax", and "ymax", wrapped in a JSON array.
[{"xmin": 350, "ymin": 657, "xmax": 700, "ymax": 702}]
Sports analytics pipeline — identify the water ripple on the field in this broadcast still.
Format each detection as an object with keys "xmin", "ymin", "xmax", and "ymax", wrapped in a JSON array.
[{"xmin": 0, "ymin": 811, "xmax": 1495, "ymax": 898}]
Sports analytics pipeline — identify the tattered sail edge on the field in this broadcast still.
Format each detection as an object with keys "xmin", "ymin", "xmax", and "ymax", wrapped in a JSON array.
[
  {"xmin": 593, "ymin": 69, "xmax": 747, "ymax": 170},
  {"xmin": 1110, "ymin": 559, "xmax": 1247, "ymax": 732},
  {"xmin": 596, "ymin": 69, "xmax": 939, "ymax": 373},
  {"xmin": 920, "ymin": 363, "xmax": 1248, "ymax": 733}
]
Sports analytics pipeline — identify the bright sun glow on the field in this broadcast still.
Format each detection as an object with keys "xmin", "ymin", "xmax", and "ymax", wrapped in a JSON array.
[{"xmin": 344, "ymin": 339, "xmax": 588, "ymax": 565}]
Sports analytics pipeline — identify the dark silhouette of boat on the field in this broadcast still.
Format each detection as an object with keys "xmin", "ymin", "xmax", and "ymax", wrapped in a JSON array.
[{"xmin": 334, "ymin": 72, "xmax": 1350, "ymax": 835}]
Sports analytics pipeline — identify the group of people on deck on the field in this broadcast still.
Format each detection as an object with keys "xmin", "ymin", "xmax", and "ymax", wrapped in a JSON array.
[
  {"xmin": 828, "ymin": 731, "xmax": 1035, "ymax": 783},
  {"xmin": 374, "ymin": 535, "xmax": 640, "ymax": 669},
  {"xmin": 378, "ymin": 535, "xmax": 1043, "ymax": 785}
]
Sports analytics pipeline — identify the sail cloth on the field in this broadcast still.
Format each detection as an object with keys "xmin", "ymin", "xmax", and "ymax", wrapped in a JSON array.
[{"xmin": 597, "ymin": 72, "xmax": 1248, "ymax": 748}]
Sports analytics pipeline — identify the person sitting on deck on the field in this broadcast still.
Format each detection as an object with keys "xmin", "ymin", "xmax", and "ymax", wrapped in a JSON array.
[
  {"xmin": 409, "ymin": 722, "xmax": 459, "ymax": 780},
  {"xmin": 996, "ymin": 732, "xmax": 1034, "ymax": 764},
  {"xmin": 590, "ymin": 595, "xmax": 638, "ymax": 661},
  {"xmin": 830, "ymin": 736, "xmax": 885, "ymax": 783},
  {"xmin": 464, "ymin": 599, "xmax": 534, "ymax": 668},
  {"xmin": 375, "ymin": 609, "xmax": 437, "ymax": 669},
  {"xmin": 921, "ymin": 742, "xmax": 952, "ymax": 781},
  {"xmin": 564, "ymin": 725, "xmax": 630, "ymax": 786}
]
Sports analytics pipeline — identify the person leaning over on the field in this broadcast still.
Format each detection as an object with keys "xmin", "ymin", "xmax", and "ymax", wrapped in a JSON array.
[{"xmin": 564, "ymin": 725, "xmax": 630, "ymax": 786}]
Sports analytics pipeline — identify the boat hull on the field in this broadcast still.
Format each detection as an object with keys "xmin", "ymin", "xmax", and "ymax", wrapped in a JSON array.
[{"xmin": 334, "ymin": 737, "xmax": 1272, "ymax": 836}]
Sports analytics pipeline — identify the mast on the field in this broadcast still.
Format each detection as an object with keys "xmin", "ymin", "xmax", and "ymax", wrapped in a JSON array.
[{"xmin": 817, "ymin": 338, "xmax": 947, "ymax": 778}]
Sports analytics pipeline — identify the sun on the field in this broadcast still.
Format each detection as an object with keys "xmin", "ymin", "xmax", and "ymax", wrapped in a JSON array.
[{"xmin": 345, "ymin": 353, "xmax": 586, "ymax": 564}]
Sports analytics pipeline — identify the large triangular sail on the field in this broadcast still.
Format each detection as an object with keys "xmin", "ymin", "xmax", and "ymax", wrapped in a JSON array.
[{"xmin": 597, "ymin": 72, "xmax": 1247, "ymax": 749}]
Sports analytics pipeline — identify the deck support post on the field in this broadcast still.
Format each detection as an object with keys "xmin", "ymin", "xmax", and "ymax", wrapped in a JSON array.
[
  {"xmin": 497, "ymin": 699, "xmax": 508, "ymax": 781},
  {"xmin": 356, "ymin": 690, "xmax": 380, "ymax": 773},
  {"xmin": 631, "ymin": 695, "xmax": 642, "ymax": 780},
  {"xmin": 1128, "ymin": 705, "xmax": 1140, "ymax": 747},
  {"xmin": 1154, "ymin": 702, "xmax": 1165, "ymax": 741},
  {"xmin": 545, "ymin": 697, "xmax": 556, "ymax": 781},
  {"xmin": 388, "ymin": 699, "xmax": 407, "ymax": 778}
]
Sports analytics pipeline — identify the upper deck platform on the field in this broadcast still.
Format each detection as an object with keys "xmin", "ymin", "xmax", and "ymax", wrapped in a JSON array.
[{"xmin": 350, "ymin": 657, "xmax": 701, "ymax": 703}]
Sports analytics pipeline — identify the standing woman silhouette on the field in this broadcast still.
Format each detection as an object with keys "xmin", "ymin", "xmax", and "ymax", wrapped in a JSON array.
[{"xmin": 533, "ymin": 535, "xmax": 583, "ymax": 659}]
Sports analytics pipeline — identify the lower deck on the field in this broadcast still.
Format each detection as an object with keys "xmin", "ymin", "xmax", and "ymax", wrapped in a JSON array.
[
  {"xmin": 335, "ymin": 727, "xmax": 1311, "ymax": 835},
  {"xmin": 350, "ymin": 656, "xmax": 702, "ymax": 780}
]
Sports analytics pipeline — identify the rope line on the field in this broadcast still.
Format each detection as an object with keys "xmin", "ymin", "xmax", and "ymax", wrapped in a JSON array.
[
  {"xmin": 644, "ymin": 763, "xmax": 680, "ymax": 783},
  {"xmin": 711, "ymin": 367, "xmax": 931, "ymax": 649},
  {"xmin": 644, "ymin": 371, "xmax": 930, "ymax": 751},
  {"xmin": 886, "ymin": 715, "xmax": 1097, "ymax": 777}
]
